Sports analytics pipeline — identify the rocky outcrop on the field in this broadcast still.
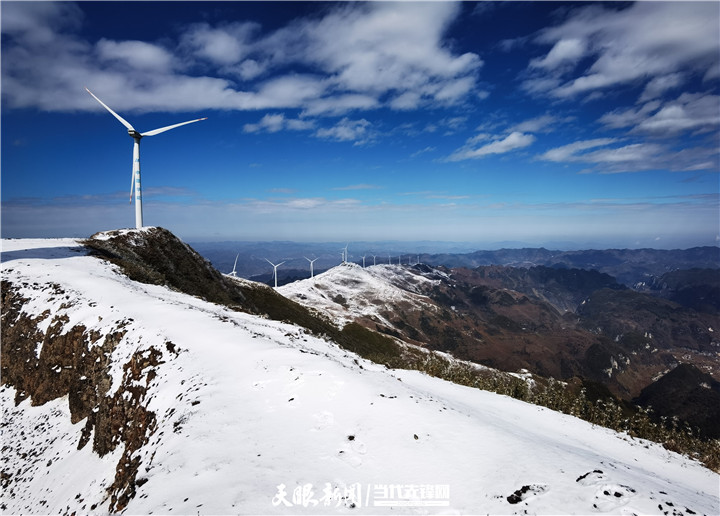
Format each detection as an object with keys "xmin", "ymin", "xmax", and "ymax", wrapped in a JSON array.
[{"xmin": 1, "ymin": 279, "xmax": 166, "ymax": 513}]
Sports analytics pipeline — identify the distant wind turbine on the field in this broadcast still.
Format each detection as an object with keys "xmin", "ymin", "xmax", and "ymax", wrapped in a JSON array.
[
  {"xmin": 362, "ymin": 255, "xmax": 366, "ymax": 268},
  {"xmin": 304, "ymin": 256, "xmax": 319, "ymax": 278},
  {"xmin": 372, "ymin": 255, "xmax": 377, "ymax": 266},
  {"xmin": 85, "ymin": 88, "xmax": 207, "ymax": 229},
  {"xmin": 229, "ymin": 253, "xmax": 239, "ymax": 277},
  {"xmin": 265, "ymin": 258, "xmax": 285, "ymax": 288},
  {"xmin": 343, "ymin": 244, "xmax": 349, "ymax": 263}
]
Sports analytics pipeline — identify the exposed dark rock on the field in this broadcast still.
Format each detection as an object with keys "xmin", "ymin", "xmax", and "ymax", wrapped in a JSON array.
[
  {"xmin": 634, "ymin": 363, "xmax": 720, "ymax": 439},
  {"xmin": 1, "ymin": 280, "xmax": 161, "ymax": 513}
]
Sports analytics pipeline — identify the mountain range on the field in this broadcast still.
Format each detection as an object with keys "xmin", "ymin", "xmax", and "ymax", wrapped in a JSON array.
[{"xmin": 1, "ymin": 227, "xmax": 718, "ymax": 514}]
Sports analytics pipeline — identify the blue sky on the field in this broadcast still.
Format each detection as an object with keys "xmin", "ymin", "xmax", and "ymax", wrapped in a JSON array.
[{"xmin": 2, "ymin": 1, "xmax": 719, "ymax": 249}]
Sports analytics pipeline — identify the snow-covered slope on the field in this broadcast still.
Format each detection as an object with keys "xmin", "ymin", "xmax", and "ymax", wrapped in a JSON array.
[
  {"xmin": 2, "ymin": 237, "xmax": 719, "ymax": 515},
  {"xmin": 278, "ymin": 263, "xmax": 439, "ymax": 327}
]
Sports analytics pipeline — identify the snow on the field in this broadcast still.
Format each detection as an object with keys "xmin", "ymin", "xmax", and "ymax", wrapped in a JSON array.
[
  {"xmin": 278, "ymin": 263, "xmax": 439, "ymax": 327},
  {"xmin": 2, "ymin": 237, "xmax": 719, "ymax": 515}
]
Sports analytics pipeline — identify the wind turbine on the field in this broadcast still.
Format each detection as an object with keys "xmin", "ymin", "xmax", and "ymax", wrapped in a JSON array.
[
  {"xmin": 229, "ymin": 253, "xmax": 239, "ymax": 277},
  {"xmin": 362, "ymin": 255, "xmax": 366, "ymax": 268},
  {"xmin": 265, "ymin": 258, "xmax": 285, "ymax": 288},
  {"xmin": 85, "ymin": 87, "xmax": 207, "ymax": 229},
  {"xmin": 304, "ymin": 256, "xmax": 319, "ymax": 278},
  {"xmin": 343, "ymin": 244, "xmax": 349, "ymax": 263},
  {"xmin": 372, "ymin": 255, "xmax": 377, "ymax": 266}
]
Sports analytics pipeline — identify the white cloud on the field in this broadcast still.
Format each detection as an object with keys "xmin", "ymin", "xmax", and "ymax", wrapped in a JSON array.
[
  {"xmin": 96, "ymin": 39, "xmax": 175, "ymax": 72},
  {"xmin": 332, "ymin": 184, "xmax": 383, "ymax": 191},
  {"xmin": 295, "ymin": 1, "xmax": 482, "ymax": 102},
  {"xmin": 511, "ymin": 114, "xmax": 571, "ymax": 134},
  {"xmin": 243, "ymin": 113, "xmax": 314, "ymax": 133},
  {"xmin": 538, "ymin": 138, "xmax": 619, "ymax": 162},
  {"xmin": 447, "ymin": 132, "xmax": 536, "ymax": 161},
  {"xmin": 537, "ymin": 137, "xmax": 719, "ymax": 173},
  {"xmin": 523, "ymin": 2, "xmax": 719, "ymax": 100},
  {"xmin": 599, "ymin": 93, "xmax": 720, "ymax": 136},
  {"xmin": 180, "ymin": 22, "xmax": 258, "ymax": 66},
  {"xmin": 639, "ymin": 73, "xmax": 685, "ymax": 102},
  {"xmin": 635, "ymin": 93, "xmax": 720, "ymax": 135},
  {"xmin": 302, "ymin": 94, "xmax": 379, "ymax": 117},
  {"xmin": 1, "ymin": 1, "xmax": 482, "ymax": 118},
  {"xmin": 529, "ymin": 38, "xmax": 585, "ymax": 70},
  {"xmin": 315, "ymin": 118, "xmax": 372, "ymax": 144}
]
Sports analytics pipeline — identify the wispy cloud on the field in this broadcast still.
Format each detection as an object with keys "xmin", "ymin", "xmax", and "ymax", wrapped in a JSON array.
[
  {"xmin": 332, "ymin": 184, "xmax": 383, "ymax": 191},
  {"xmin": 537, "ymin": 138, "xmax": 719, "ymax": 173},
  {"xmin": 447, "ymin": 131, "xmax": 536, "ymax": 161},
  {"xmin": 599, "ymin": 93, "xmax": 720, "ymax": 136},
  {"xmin": 315, "ymin": 118, "xmax": 373, "ymax": 144},
  {"xmin": 510, "ymin": 114, "xmax": 573, "ymax": 134},
  {"xmin": 410, "ymin": 146, "xmax": 436, "ymax": 158},
  {"xmin": 243, "ymin": 113, "xmax": 314, "ymax": 133},
  {"xmin": 521, "ymin": 2, "xmax": 719, "ymax": 101}
]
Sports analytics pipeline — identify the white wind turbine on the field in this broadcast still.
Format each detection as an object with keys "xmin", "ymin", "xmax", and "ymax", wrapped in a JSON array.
[
  {"xmin": 304, "ymin": 256, "xmax": 319, "ymax": 278},
  {"xmin": 343, "ymin": 244, "xmax": 349, "ymax": 263},
  {"xmin": 265, "ymin": 258, "xmax": 285, "ymax": 288},
  {"xmin": 85, "ymin": 88, "xmax": 207, "ymax": 229},
  {"xmin": 372, "ymin": 255, "xmax": 377, "ymax": 266},
  {"xmin": 229, "ymin": 253, "xmax": 239, "ymax": 277},
  {"xmin": 362, "ymin": 255, "xmax": 366, "ymax": 268}
]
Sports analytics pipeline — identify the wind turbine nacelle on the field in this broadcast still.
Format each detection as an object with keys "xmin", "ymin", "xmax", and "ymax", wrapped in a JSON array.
[{"xmin": 128, "ymin": 129, "xmax": 143, "ymax": 140}]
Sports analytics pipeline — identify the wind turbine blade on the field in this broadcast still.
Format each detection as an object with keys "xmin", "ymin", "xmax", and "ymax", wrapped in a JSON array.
[
  {"xmin": 85, "ymin": 88, "xmax": 135, "ymax": 132},
  {"xmin": 141, "ymin": 117, "xmax": 207, "ymax": 137},
  {"xmin": 277, "ymin": 262, "xmax": 285, "ymax": 267}
]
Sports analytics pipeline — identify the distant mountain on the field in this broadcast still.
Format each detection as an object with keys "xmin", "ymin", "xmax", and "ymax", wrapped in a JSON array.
[
  {"xmin": 645, "ymin": 268, "xmax": 720, "ymax": 313},
  {"xmin": 421, "ymin": 247, "xmax": 720, "ymax": 287},
  {"xmin": 190, "ymin": 241, "xmax": 720, "ymax": 295}
]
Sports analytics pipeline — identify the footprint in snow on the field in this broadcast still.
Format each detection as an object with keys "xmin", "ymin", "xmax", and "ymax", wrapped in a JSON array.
[
  {"xmin": 506, "ymin": 484, "xmax": 549, "ymax": 504},
  {"xmin": 591, "ymin": 484, "xmax": 637, "ymax": 512},
  {"xmin": 337, "ymin": 434, "xmax": 366, "ymax": 468},
  {"xmin": 576, "ymin": 469, "xmax": 608, "ymax": 486}
]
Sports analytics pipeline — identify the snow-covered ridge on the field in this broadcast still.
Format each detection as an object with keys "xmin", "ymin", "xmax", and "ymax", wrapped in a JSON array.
[
  {"xmin": 1, "ymin": 237, "xmax": 718, "ymax": 515},
  {"xmin": 278, "ymin": 263, "xmax": 439, "ymax": 327}
]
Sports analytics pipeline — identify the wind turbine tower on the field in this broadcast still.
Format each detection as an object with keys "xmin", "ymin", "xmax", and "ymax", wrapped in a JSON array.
[
  {"xmin": 85, "ymin": 88, "xmax": 207, "ymax": 229},
  {"xmin": 265, "ymin": 258, "xmax": 285, "ymax": 288},
  {"xmin": 229, "ymin": 253, "xmax": 239, "ymax": 277},
  {"xmin": 362, "ymin": 255, "xmax": 366, "ymax": 268},
  {"xmin": 372, "ymin": 255, "xmax": 377, "ymax": 266},
  {"xmin": 304, "ymin": 256, "xmax": 319, "ymax": 278}
]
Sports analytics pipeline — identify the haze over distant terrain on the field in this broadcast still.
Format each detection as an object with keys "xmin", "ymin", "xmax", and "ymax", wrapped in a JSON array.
[{"xmin": 2, "ymin": 1, "xmax": 718, "ymax": 247}]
